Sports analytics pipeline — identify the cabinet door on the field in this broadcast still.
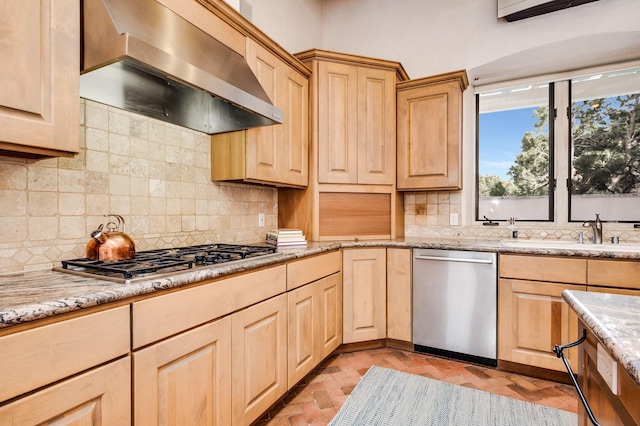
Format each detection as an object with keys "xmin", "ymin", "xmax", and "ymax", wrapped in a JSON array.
[
  {"xmin": 498, "ymin": 278, "xmax": 585, "ymax": 371},
  {"xmin": 0, "ymin": 0, "xmax": 79, "ymax": 156},
  {"xmin": 357, "ymin": 67, "xmax": 395, "ymax": 185},
  {"xmin": 343, "ymin": 248, "xmax": 387, "ymax": 343},
  {"xmin": 386, "ymin": 248, "xmax": 412, "ymax": 342},
  {"xmin": 133, "ymin": 317, "xmax": 232, "ymax": 426},
  {"xmin": 288, "ymin": 282, "xmax": 316, "ymax": 387},
  {"xmin": 282, "ymin": 65, "xmax": 309, "ymax": 187},
  {"xmin": 317, "ymin": 272, "xmax": 343, "ymax": 359},
  {"xmin": 318, "ymin": 61, "xmax": 358, "ymax": 184},
  {"xmin": 232, "ymin": 294, "xmax": 288, "ymax": 426},
  {"xmin": 0, "ymin": 357, "xmax": 130, "ymax": 425},
  {"xmin": 245, "ymin": 39, "xmax": 283, "ymax": 183},
  {"xmin": 288, "ymin": 272, "xmax": 342, "ymax": 388},
  {"xmin": 397, "ymin": 79, "xmax": 464, "ymax": 190}
]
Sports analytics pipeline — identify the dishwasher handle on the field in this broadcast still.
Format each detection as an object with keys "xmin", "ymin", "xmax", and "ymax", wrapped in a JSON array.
[{"xmin": 414, "ymin": 255, "xmax": 494, "ymax": 265}]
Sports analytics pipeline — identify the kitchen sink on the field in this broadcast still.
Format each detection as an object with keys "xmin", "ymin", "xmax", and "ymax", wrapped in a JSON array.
[{"xmin": 499, "ymin": 239, "xmax": 640, "ymax": 253}]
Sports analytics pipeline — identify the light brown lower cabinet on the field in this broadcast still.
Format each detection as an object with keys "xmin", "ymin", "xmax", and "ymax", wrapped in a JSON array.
[
  {"xmin": 133, "ymin": 316, "xmax": 232, "ymax": 425},
  {"xmin": 288, "ymin": 272, "xmax": 342, "ymax": 387},
  {"xmin": 0, "ymin": 357, "xmax": 130, "ymax": 425},
  {"xmin": 232, "ymin": 294, "xmax": 288, "ymax": 426},
  {"xmin": 342, "ymin": 248, "xmax": 387, "ymax": 343},
  {"xmin": 386, "ymin": 248, "xmax": 412, "ymax": 342},
  {"xmin": 498, "ymin": 278, "xmax": 585, "ymax": 372}
]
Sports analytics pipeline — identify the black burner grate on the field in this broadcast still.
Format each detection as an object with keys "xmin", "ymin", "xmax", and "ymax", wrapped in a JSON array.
[{"xmin": 59, "ymin": 244, "xmax": 276, "ymax": 281}]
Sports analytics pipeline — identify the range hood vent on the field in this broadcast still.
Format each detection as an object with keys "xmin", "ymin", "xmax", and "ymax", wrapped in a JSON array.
[
  {"xmin": 498, "ymin": 0, "xmax": 600, "ymax": 22},
  {"xmin": 80, "ymin": 0, "xmax": 283, "ymax": 134}
]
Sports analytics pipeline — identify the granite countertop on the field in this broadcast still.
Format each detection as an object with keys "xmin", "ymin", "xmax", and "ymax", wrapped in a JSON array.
[
  {"xmin": 563, "ymin": 290, "xmax": 640, "ymax": 387},
  {"xmin": 2, "ymin": 237, "xmax": 640, "ymax": 329}
]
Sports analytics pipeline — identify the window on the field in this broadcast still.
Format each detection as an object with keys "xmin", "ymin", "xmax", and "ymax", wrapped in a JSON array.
[
  {"xmin": 476, "ymin": 83, "xmax": 554, "ymax": 221},
  {"xmin": 476, "ymin": 63, "xmax": 640, "ymax": 224},
  {"xmin": 570, "ymin": 68, "xmax": 640, "ymax": 222}
]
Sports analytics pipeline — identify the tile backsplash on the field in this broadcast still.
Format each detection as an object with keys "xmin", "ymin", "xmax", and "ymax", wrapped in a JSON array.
[
  {"xmin": 404, "ymin": 191, "xmax": 640, "ymax": 243},
  {"xmin": 0, "ymin": 100, "xmax": 277, "ymax": 274}
]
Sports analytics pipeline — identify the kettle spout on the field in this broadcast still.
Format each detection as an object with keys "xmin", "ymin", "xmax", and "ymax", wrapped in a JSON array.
[{"xmin": 90, "ymin": 223, "xmax": 106, "ymax": 243}]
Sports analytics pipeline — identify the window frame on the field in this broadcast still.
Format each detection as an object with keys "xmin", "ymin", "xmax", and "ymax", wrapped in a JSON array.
[
  {"xmin": 473, "ymin": 60, "xmax": 640, "ymax": 226},
  {"xmin": 474, "ymin": 84, "xmax": 555, "ymax": 223}
]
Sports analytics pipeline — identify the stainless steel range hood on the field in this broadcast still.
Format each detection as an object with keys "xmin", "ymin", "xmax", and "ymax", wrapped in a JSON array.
[{"xmin": 80, "ymin": 0, "xmax": 283, "ymax": 134}]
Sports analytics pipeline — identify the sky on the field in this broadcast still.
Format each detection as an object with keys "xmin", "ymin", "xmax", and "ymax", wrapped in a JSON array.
[{"xmin": 478, "ymin": 107, "xmax": 540, "ymax": 180}]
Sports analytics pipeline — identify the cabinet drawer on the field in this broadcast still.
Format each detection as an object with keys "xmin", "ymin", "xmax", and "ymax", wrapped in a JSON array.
[
  {"xmin": 0, "ymin": 306, "xmax": 130, "ymax": 402},
  {"xmin": 132, "ymin": 265, "xmax": 286, "ymax": 348},
  {"xmin": 499, "ymin": 254, "xmax": 586, "ymax": 284},
  {"xmin": 588, "ymin": 259, "xmax": 640, "ymax": 289},
  {"xmin": 287, "ymin": 251, "xmax": 341, "ymax": 290}
]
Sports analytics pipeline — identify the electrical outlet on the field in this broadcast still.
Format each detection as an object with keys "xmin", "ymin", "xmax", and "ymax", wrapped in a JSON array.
[
  {"xmin": 597, "ymin": 342, "xmax": 618, "ymax": 394},
  {"xmin": 258, "ymin": 213, "xmax": 265, "ymax": 228},
  {"xmin": 450, "ymin": 213, "xmax": 459, "ymax": 226}
]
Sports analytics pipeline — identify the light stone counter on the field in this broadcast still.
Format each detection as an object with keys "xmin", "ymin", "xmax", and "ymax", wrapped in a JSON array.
[
  {"xmin": 563, "ymin": 290, "xmax": 640, "ymax": 387},
  {"xmin": 2, "ymin": 237, "xmax": 640, "ymax": 329}
]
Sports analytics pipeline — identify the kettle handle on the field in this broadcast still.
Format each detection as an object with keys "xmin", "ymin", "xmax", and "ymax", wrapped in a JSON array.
[{"xmin": 104, "ymin": 214, "xmax": 126, "ymax": 232}]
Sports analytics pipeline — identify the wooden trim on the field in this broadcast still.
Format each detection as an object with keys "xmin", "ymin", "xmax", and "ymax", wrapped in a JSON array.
[
  {"xmin": 295, "ymin": 49, "xmax": 409, "ymax": 81},
  {"xmin": 498, "ymin": 360, "xmax": 572, "ymax": 385},
  {"xmin": 396, "ymin": 69, "xmax": 469, "ymax": 92}
]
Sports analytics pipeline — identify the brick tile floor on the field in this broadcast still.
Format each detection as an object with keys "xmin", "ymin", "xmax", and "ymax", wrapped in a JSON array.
[{"xmin": 255, "ymin": 348, "xmax": 578, "ymax": 425}]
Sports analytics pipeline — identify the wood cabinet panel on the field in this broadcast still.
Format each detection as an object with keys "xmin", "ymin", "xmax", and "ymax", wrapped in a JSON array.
[
  {"xmin": 319, "ymin": 192, "xmax": 391, "ymax": 238},
  {"xmin": 287, "ymin": 283, "xmax": 316, "ymax": 387},
  {"xmin": 386, "ymin": 248, "xmax": 412, "ymax": 342},
  {"xmin": 0, "ymin": 357, "xmax": 130, "ymax": 425},
  {"xmin": 498, "ymin": 278, "xmax": 584, "ymax": 372},
  {"xmin": 396, "ymin": 71, "xmax": 468, "ymax": 190},
  {"xmin": 357, "ymin": 67, "xmax": 395, "ymax": 185},
  {"xmin": 343, "ymin": 248, "xmax": 387, "ymax": 343},
  {"xmin": 499, "ymin": 254, "xmax": 587, "ymax": 284},
  {"xmin": 287, "ymin": 250, "xmax": 341, "ymax": 291},
  {"xmin": 287, "ymin": 271, "xmax": 342, "ymax": 385},
  {"xmin": 211, "ymin": 39, "xmax": 308, "ymax": 187},
  {"xmin": 245, "ymin": 39, "xmax": 282, "ymax": 183},
  {"xmin": 281, "ymin": 50, "xmax": 405, "ymax": 240},
  {"xmin": 318, "ymin": 272, "xmax": 343, "ymax": 359},
  {"xmin": 134, "ymin": 317, "xmax": 232, "ymax": 426},
  {"xmin": 588, "ymin": 259, "xmax": 640, "ymax": 289},
  {"xmin": 318, "ymin": 61, "xmax": 359, "ymax": 184},
  {"xmin": 232, "ymin": 294, "xmax": 288, "ymax": 426},
  {"xmin": 132, "ymin": 265, "xmax": 286, "ymax": 349},
  {"xmin": 0, "ymin": 0, "xmax": 79, "ymax": 156},
  {"xmin": 282, "ymin": 65, "xmax": 309, "ymax": 187},
  {"xmin": 0, "ymin": 306, "xmax": 130, "ymax": 402}
]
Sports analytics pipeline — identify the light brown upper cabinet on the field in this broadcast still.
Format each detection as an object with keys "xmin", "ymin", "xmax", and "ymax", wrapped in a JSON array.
[
  {"xmin": 317, "ymin": 61, "xmax": 396, "ymax": 185},
  {"xmin": 279, "ymin": 50, "xmax": 409, "ymax": 241},
  {"xmin": 396, "ymin": 70, "xmax": 468, "ymax": 190},
  {"xmin": 211, "ymin": 38, "xmax": 310, "ymax": 188},
  {"xmin": 0, "ymin": 0, "xmax": 79, "ymax": 157}
]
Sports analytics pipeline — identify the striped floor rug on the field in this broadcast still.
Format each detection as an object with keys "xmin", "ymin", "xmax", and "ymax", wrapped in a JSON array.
[{"xmin": 329, "ymin": 366, "xmax": 577, "ymax": 426}]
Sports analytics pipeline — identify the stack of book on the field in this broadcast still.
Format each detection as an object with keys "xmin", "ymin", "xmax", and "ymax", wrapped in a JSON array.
[{"xmin": 265, "ymin": 229, "xmax": 307, "ymax": 248}]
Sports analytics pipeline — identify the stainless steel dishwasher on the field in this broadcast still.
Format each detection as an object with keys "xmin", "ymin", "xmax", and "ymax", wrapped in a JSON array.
[{"xmin": 412, "ymin": 248, "xmax": 497, "ymax": 366}]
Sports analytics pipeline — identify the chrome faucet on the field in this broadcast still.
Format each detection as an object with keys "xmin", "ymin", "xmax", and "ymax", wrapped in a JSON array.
[{"xmin": 582, "ymin": 213, "xmax": 603, "ymax": 244}]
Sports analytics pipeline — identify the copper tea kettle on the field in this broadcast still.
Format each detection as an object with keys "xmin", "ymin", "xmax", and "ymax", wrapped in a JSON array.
[{"xmin": 86, "ymin": 214, "xmax": 136, "ymax": 261}]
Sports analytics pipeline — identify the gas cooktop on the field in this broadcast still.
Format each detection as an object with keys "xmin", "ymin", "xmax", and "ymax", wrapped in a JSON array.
[{"xmin": 55, "ymin": 243, "xmax": 279, "ymax": 284}]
